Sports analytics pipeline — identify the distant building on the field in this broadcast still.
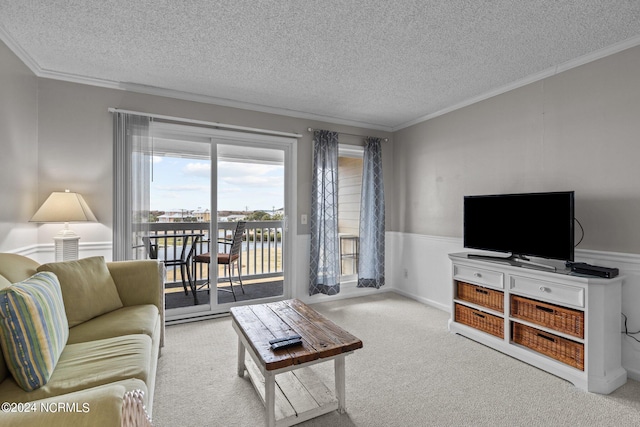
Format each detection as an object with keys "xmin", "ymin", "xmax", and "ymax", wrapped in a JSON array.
[
  {"xmin": 152, "ymin": 208, "xmax": 212, "ymax": 223},
  {"xmin": 157, "ymin": 213, "xmax": 186, "ymax": 223},
  {"xmin": 192, "ymin": 208, "xmax": 211, "ymax": 222}
]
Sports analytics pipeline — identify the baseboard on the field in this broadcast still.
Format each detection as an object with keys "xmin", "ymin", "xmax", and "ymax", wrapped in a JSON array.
[
  {"xmin": 299, "ymin": 284, "xmax": 396, "ymax": 305},
  {"xmin": 391, "ymin": 288, "xmax": 450, "ymax": 313},
  {"xmin": 625, "ymin": 366, "xmax": 640, "ymax": 382}
]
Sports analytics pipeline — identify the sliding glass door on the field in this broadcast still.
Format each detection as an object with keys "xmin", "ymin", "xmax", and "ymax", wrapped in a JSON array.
[
  {"xmin": 214, "ymin": 141, "xmax": 286, "ymax": 305},
  {"xmin": 147, "ymin": 128, "xmax": 212, "ymax": 316},
  {"xmin": 147, "ymin": 122, "xmax": 296, "ymax": 321}
]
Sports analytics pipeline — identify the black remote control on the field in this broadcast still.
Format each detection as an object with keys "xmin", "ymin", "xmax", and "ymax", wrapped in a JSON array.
[
  {"xmin": 269, "ymin": 335, "xmax": 302, "ymax": 345},
  {"xmin": 270, "ymin": 338, "xmax": 303, "ymax": 350}
]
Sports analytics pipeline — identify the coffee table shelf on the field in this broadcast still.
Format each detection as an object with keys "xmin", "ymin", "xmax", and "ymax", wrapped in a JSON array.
[{"xmin": 244, "ymin": 356, "xmax": 339, "ymax": 426}]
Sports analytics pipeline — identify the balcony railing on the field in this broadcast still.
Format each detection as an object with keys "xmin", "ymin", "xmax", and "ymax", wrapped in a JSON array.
[{"xmin": 133, "ymin": 221, "xmax": 283, "ymax": 285}]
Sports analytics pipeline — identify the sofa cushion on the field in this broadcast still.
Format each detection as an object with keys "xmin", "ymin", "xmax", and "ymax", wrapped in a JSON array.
[
  {"xmin": 68, "ymin": 304, "xmax": 160, "ymax": 344},
  {"xmin": 0, "ymin": 272, "xmax": 69, "ymax": 391},
  {"xmin": 38, "ymin": 256, "xmax": 123, "ymax": 327},
  {"xmin": 0, "ymin": 334, "xmax": 152, "ymax": 403}
]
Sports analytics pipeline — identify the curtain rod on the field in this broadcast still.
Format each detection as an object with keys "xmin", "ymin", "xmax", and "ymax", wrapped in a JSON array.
[
  {"xmin": 108, "ymin": 108, "xmax": 303, "ymax": 138},
  {"xmin": 307, "ymin": 127, "xmax": 389, "ymax": 142}
]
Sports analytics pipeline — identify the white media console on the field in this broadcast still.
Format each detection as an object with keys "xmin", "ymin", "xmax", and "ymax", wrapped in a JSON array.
[{"xmin": 448, "ymin": 252, "xmax": 626, "ymax": 394}]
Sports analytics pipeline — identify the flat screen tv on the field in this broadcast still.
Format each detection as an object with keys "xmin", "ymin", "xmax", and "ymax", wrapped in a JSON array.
[{"xmin": 464, "ymin": 191, "xmax": 575, "ymax": 262}]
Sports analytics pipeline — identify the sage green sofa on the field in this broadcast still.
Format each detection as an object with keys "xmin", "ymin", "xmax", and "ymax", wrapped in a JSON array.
[{"xmin": 0, "ymin": 253, "xmax": 164, "ymax": 427}]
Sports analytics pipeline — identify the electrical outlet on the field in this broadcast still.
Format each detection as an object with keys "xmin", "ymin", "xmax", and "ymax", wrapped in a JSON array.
[{"xmin": 404, "ymin": 268, "xmax": 408, "ymax": 278}]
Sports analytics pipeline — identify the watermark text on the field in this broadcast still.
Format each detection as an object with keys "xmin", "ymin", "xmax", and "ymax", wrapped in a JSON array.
[{"xmin": 2, "ymin": 401, "xmax": 90, "ymax": 413}]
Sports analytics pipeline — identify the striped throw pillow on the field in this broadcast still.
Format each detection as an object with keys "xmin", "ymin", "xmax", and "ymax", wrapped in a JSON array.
[{"xmin": 0, "ymin": 272, "xmax": 69, "ymax": 391}]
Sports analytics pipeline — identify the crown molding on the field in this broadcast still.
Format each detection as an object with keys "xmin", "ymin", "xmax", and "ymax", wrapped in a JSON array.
[
  {"xmin": 116, "ymin": 82, "xmax": 395, "ymax": 132},
  {"xmin": 3, "ymin": 22, "xmax": 639, "ymax": 135},
  {"xmin": 0, "ymin": 24, "xmax": 392, "ymax": 132},
  {"xmin": 0, "ymin": 24, "xmax": 41, "ymax": 75},
  {"xmin": 392, "ymin": 34, "xmax": 640, "ymax": 132}
]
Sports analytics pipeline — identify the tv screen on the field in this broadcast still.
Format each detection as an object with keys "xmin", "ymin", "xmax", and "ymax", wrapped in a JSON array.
[{"xmin": 464, "ymin": 191, "xmax": 575, "ymax": 262}]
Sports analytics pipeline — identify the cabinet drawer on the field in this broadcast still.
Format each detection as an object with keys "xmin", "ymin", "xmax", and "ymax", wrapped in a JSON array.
[
  {"xmin": 510, "ymin": 276, "xmax": 584, "ymax": 308},
  {"xmin": 512, "ymin": 323, "xmax": 584, "ymax": 370},
  {"xmin": 457, "ymin": 282, "xmax": 504, "ymax": 312},
  {"xmin": 455, "ymin": 304, "xmax": 504, "ymax": 339},
  {"xmin": 453, "ymin": 265, "xmax": 504, "ymax": 289},
  {"xmin": 511, "ymin": 295, "xmax": 584, "ymax": 338}
]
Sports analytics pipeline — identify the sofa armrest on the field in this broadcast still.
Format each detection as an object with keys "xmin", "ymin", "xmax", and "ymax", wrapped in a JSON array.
[
  {"xmin": 106, "ymin": 260, "xmax": 165, "ymax": 347},
  {"xmin": 121, "ymin": 389, "xmax": 153, "ymax": 427},
  {"xmin": 1, "ymin": 385, "xmax": 152, "ymax": 427}
]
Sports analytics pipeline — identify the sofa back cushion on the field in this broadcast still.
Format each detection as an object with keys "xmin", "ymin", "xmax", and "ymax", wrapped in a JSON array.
[
  {"xmin": 37, "ymin": 256, "xmax": 123, "ymax": 327},
  {"xmin": 0, "ymin": 272, "xmax": 69, "ymax": 391}
]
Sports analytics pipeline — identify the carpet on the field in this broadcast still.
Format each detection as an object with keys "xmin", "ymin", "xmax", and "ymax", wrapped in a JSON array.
[{"xmin": 152, "ymin": 293, "xmax": 640, "ymax": 426}]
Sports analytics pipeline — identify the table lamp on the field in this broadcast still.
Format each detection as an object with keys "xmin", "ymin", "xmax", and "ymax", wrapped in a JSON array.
[{"xmin": 30, "ymin": 189, "xmax": 97, "ymax": 261}]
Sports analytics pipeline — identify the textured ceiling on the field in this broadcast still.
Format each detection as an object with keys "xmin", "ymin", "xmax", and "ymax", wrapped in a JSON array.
[{"xmin": 1, "ymin": 1, "xmax": 640, "ymax": 131}]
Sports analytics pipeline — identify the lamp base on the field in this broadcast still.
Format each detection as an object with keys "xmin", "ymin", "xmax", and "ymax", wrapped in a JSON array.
[{"xmin": 53, "ymin": 235, "xmax": 80, "ymax": 262}]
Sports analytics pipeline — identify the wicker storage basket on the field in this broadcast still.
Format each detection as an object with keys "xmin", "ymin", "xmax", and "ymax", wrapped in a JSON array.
[
  {"xmin": 456, "ymin": 281, "xmax": 504, "ymax": 312},
  {"xmin": 455, "ymin": 304, "xmax": 504, "ymax": 338},
  {"xmin": 512, "ymin": 323, "xmax": 584, "ymax": 370},
  {"xmin": 511, "ymin": 295, "xmax": 584, "ymax": 338}
]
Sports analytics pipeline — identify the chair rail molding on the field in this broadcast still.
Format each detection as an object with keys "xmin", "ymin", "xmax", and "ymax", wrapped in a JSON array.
[{"xmin": 9, "ymin": 241, "xmax": 113, "ymax": 263}]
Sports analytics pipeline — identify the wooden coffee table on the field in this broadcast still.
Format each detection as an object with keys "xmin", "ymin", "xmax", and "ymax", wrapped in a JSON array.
[{"xmin": 230, "ymin": 299, "xmax": 363, "ymax": 427}]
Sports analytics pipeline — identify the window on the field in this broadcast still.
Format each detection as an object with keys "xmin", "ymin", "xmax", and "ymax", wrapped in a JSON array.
[{"xmin": 337, "ymin": 145, "xmax": 364, "ymax": 278}]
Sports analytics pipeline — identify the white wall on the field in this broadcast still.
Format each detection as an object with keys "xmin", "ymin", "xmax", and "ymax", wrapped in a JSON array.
[
  {"xmin": 0, "ymin": 41, "xmax": 38, "ymax": 253},
  {"xmin": 391, "ymin": 45, "xmax": 640, "ymax": 383},
  {"xmin": 392, "ymin": 45, "xmax": 640, "ymax": 254}
]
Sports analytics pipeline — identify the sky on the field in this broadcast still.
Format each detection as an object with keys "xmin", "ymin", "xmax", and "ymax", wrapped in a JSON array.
[{"xmin": 150, "ymin": 156, "xmax": 284, "ymax": 213}]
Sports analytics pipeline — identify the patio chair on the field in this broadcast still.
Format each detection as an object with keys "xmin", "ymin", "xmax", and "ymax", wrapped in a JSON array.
[
  {"xmin": 144, "ymin": 234, "xmax": 201, "ymax": 300},
  {"xmin": 193, "ymin": 221, "xmax": 246, "ymax": 301},
  {"xmin": 142, "ymin": 235, "xmax": 158, "ymax": 260}
]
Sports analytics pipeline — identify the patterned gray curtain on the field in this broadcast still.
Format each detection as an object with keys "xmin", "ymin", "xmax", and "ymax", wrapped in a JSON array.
[
  {"xmin": 309, "ymin": 130, "xmax": 341, "ymax": 295},
  {"xmin": 358, "ymin": 137, "xmax": 385, "ymax": 288}
]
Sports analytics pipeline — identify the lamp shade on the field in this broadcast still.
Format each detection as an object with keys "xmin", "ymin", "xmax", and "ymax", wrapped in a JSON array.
[{"xmin": 30, "ymin": 190, "xmax": 97, "ymax": 223}]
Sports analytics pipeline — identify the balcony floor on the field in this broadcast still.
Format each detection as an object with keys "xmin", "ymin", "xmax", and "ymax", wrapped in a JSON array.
[{"xmin": 164, "ymin": 278, "xmax": 283, "ymax": 309}]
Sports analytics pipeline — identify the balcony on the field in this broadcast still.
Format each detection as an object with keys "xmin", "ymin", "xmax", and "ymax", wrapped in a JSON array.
[{"xmin": 133, "ymin": 221, "xmax": 284, "ymax": 308}]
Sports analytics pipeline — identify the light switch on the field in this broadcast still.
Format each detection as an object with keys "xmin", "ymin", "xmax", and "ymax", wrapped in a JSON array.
[{"xmin": 301, "ymin": 214, "xmax": 307, "ymax": 225}]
